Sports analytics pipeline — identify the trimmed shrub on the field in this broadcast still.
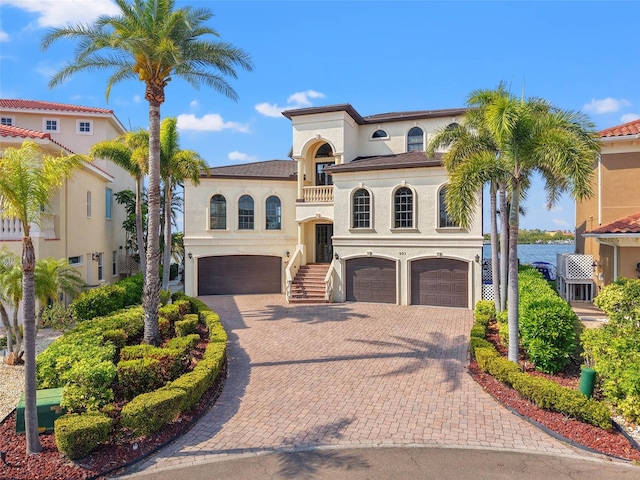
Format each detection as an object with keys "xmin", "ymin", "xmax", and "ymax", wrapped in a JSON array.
[
  {"xmin": 175, "ymin": 314, "xmax": 198, "ymax": 337},
  {"xmin": 486, "ymin": 356, "xmax": 521, "ymax": 385},
  {"xmin": 165, "ymin": 368, "xmax": 212, "ymax": 411},
  {"xmin": 55, "ymin": 412, "xmax": 113, "ymax": 460},
  {"xmin": 160, "ymin": 289, "xmax": 172, "ymax": 306},
  {"xmin": 70, "ymin": 275, "xmax": 143, "ymax": 321},
  {"xmin": 102, "ymin": 329, "xmax": 127, "ymax": 350},
  {"xmin": 470, "ymin": 324, "xmax": 486, "ymax": 339},
  {"xmin": 174, "ymin": 299, "xmax": 191, "ymax": 316},
  {"xmin": 470, "ymin": 337, "xmax": 494, "ymax": 357},
  {"xmin": 159, "ymin": 304, "xmax": 181, "ymax": 324},
  {"xmin": 158, "ymin": 317, "xmax": 172, "ymax": 340},
  {"xmin": 120, "ymin": 344, "xmax": 157, "ymax": 361},
  {"xmin": 474, "ymin": 300, "xmax": 496, "ymax": 326},
  {"xmin": 121, "ymin": 388, "xmax": 186, "ymax": 436},
  {"xmin": 117, "ymin": 357, "xmax": 164, "ymax": 400},
  {"xmin": 474, "ymin": 346, "xmax": 499, "ymax": 372},
  {"xmin": 60, "ymin": 360, "xmax": 117, "ymax": 412},
  {"xmin": 167, "ymin": 334, "xmax": 200, "ymax": 354}
]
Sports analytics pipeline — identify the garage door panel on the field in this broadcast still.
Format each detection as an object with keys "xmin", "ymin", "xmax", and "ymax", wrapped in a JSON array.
[
  {"xmin": 411, "ymin": 258, "xmax": 468, "ymax": 308},
  {"xmin": 347, "ymin": 258, "xmax": 396, "ymax": 303},
  {"xmin": 198, "ymin": 255, "xmax": 281, "ymax": 295}
]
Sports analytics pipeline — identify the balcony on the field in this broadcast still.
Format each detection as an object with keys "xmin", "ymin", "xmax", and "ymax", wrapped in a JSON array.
[
  {"xmin": 0, "ymin": 214, "xmax": 56, "ymax": 240},
  {"xmin": 301, "ymin": 185, "xmax": 333, "ymax": 203}
]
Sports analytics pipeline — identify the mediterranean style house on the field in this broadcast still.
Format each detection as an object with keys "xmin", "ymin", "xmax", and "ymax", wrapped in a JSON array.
[
  {"xmin": 576, "ymin": 118, "xmax": 640, "ymax": 293},
  {"xmin": 0, "ymin": 99, "xmax": 136, "ymax": 290},
  {"xmin": 183, "ymin": 104, "xmax": 484, "ymax": 308}
]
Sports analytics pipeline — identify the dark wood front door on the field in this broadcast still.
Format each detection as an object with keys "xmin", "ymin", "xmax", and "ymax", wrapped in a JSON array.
[{"xmin": 315, "ymin": 224, "xmax": 333, "ymax": 263}]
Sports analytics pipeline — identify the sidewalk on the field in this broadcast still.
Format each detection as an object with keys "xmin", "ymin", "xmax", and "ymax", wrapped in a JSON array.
[{"xmin": 570, "ymin": 301, "xmax": 608, "ymax": 329}]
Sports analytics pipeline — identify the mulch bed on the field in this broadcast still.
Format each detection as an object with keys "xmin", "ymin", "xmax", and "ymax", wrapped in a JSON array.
[
  {"xmin": 0, "ymin": 326, "xmax": 227, "ymax": 480},
  {"xmin": 470, "ymin": 322, "xmax": 640, "ymax": 462}
]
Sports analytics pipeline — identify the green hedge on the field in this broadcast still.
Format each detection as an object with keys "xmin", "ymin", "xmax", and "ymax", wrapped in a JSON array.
[
  {"xmin": 71, "ymin": 274, "xmax": 143, "ymax": 321},
  {"xmin": 117, "ymin": 357, "xmax": 164, "ymax": 400},
  {"xmin": 120, "ymin": 387, "xmax": 186, "ymax": 436},
  {"xmin": 55, "ymin": 412, "xmax": 113, "ymax": 460},
  {"xmin": 175, "ymin": 314, "xmax": 198, "ymax": 337}
]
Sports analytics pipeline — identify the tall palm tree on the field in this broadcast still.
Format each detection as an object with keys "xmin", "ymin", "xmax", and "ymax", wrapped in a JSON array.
[
  {"xmin": 90, "ymin": 129, "xmax": 149, "ymax": 279},
  {"xmin": 0, "ymin": 141, "xmax": 85, "ymax": 454},
  {"xmin": 0, "ymin": 248, "xmax": 22, "ymax": 361},
  {"xmin": 43, "ymin": 0, "xmax": 253, "ymax": 345},
  {"xmin": 433, "ymin": 84, "xmax": 600, "ymax": 363},
  {"xmin": 34, "ymin": 257, "xmax": 85, "ymax": 308},
  {"xmin": 159, "ymin": 117, "xmax": 206, "ymax": 291}
]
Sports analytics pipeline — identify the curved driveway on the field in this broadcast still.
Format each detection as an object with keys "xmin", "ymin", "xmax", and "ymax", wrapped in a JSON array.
[{"xmin": 128, "ymin": 294, "xmax": 586, "ymax": 475}]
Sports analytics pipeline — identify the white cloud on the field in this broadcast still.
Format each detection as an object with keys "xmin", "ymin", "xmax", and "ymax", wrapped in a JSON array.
[
  {"xmin": 2, "ymin": 0, "xmax": 119, "ymax": 28},
  {"xmin": 621, "ymin": 113, "xmax": 640, "ymax": 123},
  {"xmin": 0, "ymin": 30, "xmax": 8, "ymax": 42},
  {"xmin": 583, "ymin": 97, "xmax": 631, "ymax": 114},
  {"xmin": 255, "ymin": 89, "xmax": 326, "ymax": 118},
  {"xmin": 228, "ymin": 151, "xmax": 257, "ymax": 162},
  {"xmin": 552, "ymin": 218, "xmax": 569, "ymax": 228},
  {"xmin": 132, "ymin": 94, "xmax": 142, "ymax": 104},
  {"xmin": 190, "ymin": 100, "xmax": 198, "ymax": 109},
  {"xmin": 176, "ymin": 113, "xmax": 249, "ymax": 133}
]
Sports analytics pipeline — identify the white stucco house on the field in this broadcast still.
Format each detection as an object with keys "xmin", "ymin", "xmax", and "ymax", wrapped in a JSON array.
[{"xmin": 183, "ymin": 104, "xmax": 483, "ymax": 308}]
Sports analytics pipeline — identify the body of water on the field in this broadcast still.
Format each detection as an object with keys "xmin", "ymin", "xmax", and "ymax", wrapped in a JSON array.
[{"xmin": 483, "ymin": 242, "xmax": 575, "ymax": 267}]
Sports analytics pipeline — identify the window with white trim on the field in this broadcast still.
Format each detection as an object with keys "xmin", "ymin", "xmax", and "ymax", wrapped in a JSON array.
[
  {"xmin": 97, "ymin": 253, "xmax": 104, "ymax": 281},
  {"xmin": 407, "ymin": 127, "xmax": 424, "ymax": 152},
  {"xmin": 439, "ymin": 185, "xmax": 459, "ymax": 228},
  {"xmin": 394, "ymin": 187, "xmax": 414, "ymax": 228},
  {"xmin": 77, "ymin": 120, "xmax": 93, "ymax": 135},
  {"xmin": 371, "ymin": 129, "xmax": 388, "ymax": 139},
  {"xmin": 352, "ymin": 189, "xmax": 371, "ymax": 228},
  {"xmin": 105, "ymin": 188, "xmax": 112, "ymax": 219},
  {"xmin": 209, "ymin": 194, "xmax": 226, "ymax": 229},
  {"xmin": 265, "ymin": 195, "xmax": 281, "ymax": 230},
  {"xmin": 112, "ymin": 251, "xmax": 118, "ymax": 276},
  {"xmin": 43, "ymin": 118, "xmax": 59, "ymax": 133},
  {"xmin": 238, "ymin": 195, "xmax": 254, "ymax": 230},
  {"xmin": 69, "ymin": 255, "xmax": 83, "ymax": 266},
  {"xmin": 1, "ymin": 117, "xmax": 14, "ymax": 126}
]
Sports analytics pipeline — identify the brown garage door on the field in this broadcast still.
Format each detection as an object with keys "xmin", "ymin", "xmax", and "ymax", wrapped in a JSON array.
[
  {"xmin": 346, "ymin": 257, "xmax": 396, "ymax": 303},
  {"xmin": 198, "ymin": 255, "xmax": 281, "ymax": 295},
  {"xmin": 411, "ymin": 258, "xmax": 468, "ymax": 308}
]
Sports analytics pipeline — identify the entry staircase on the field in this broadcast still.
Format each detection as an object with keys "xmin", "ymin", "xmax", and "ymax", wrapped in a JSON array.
[{"xmin": 288, "ymin": 263, "xmax": 329, "ymax": 304}]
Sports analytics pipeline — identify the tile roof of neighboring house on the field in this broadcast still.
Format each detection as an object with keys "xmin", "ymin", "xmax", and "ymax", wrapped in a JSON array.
[
  {"xmin": 282, "ymin": 104, "xmax": 467, "ymax": 125},
  {"xmin": 0, "ymin": 99, "xmax": 114, "ymax": 115},
  {"xmin": 203, "ymin": 159, "xmax": 297, "ymax": 180},
  {"xmin": 325, "ymin": 151, "xmax": 444, "ymax": 174},
  {"xmin": 586, "ymin": 212, "xmax": 640, "ymax": 234},
  {"xmin": 599, "ymin": 118, "xmax": 640, "ymax": 138},
  {"xmin": 0, "ymin": 124, "xmax": 75, "ymax": 153}
]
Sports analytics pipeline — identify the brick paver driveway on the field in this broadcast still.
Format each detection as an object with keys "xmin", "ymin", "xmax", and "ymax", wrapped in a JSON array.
[{"xmin": 130, "ymin": 295, "xmax": 579, "ymax": 474}]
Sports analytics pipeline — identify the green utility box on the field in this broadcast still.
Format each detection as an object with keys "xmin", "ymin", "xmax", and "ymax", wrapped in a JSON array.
[{"xmin": 16, "ymin": 387, "xmax": 66, "ymax": 434}]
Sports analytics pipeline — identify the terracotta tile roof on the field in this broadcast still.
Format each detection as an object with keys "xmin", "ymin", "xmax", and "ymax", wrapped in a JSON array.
[
  {"xmin": 0, "ymin": 124, "xmax": 75, "ymax": 153},
  {"xmin": 599, "ymin": 119, "xmax": 640, "ymax": 138},
  {"xmin": 586, "ymin": 212, "xmax": 640, "ymax": 234},
  {"xmin": 325, "ymin": 151, "xmax": 444, "ymax": 174},
  {"xmin": 204, "ymin": 159, "xmax": 296, "ymax": 180},
  {"xmin": 0, "ymin": 99, "xmax": 113, "ymax": 115},
  {"xmin": 282, "ymin": 103, "xmax": 467, "ymax": 125}
]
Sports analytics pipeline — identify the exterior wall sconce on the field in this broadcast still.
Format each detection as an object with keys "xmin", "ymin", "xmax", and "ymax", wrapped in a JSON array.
[
  {"xmin": 92, "ymin": 252, "xmax": 100, "ymax": 261},
  {"xmin": 286, "ymin": 251, "xmax": 290, "ymax": 258},
  {"xmin": 334, "ymin": 252, "xmax": 339, "ymax": 260},
  {"xmin": 187, "ymin": 252, "xmax": 193, "ymax": 259},
  {"xmin": 475, "ymin": 254, "xmax": 480, "ymax": 263}
]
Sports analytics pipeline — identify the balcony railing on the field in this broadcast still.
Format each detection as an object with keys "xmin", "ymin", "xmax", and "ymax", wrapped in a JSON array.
[
  {"xmin": 0, "ymin": 214, "xmax": 56, "ymax": 240},
  {"xmin": 302, "ymin": 185, "xmax": 333, "ymax": 203}
]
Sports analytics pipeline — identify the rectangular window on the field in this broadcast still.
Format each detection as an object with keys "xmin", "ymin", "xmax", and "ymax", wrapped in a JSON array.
[
  {"xmin": 43, "ymin": 118, "xmax": 59, "ymax": 133},
  {"xmin": 105, "ymin": 188, "xmax": 112, "ymax": 219},
  {"xmin": 68, "ymin": 255, "xmax": 83, "ymax": 266},
  {"xmin": 87, "ymin": 191, "xmax": 92, "ymax": 217},
  {"xmin": 1, "ymin": 117, "xmax": 14, "ymax": 126},
  {"xmin": 97, "ymin": 253, "xmax": 104, "ymax": 281},
  {"xmin": 112, "ymin": 250, "xmax": 118, "ymax": 276},
  {"xmin": 77, "ymin": 120, "xmax": 92, "ymax": 135}
]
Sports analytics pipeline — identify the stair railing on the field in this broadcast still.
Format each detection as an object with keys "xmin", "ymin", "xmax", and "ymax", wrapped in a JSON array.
[
  {"xmin": 324, "ymin": 258, "xmax": 336, "ymax": 302},
  {"xmin": 285, "ymin": 248, "xmax": 302, "ymax": 303}
]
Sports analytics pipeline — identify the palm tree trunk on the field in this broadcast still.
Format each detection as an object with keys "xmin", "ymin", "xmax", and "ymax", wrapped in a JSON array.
[
  {"xmin": 507, "ymin": 183, "xmax": 520, "ymax": 363},
  {"xmin": 135, "ymin": 176, "xmax": 146, "ymax": 280},
  {"xmin": 22, "ymin": 236, "xmax": 42, "ymax": 454},
  {"xmin": 499, "ymin": 184, "xmax": 509, "ymax": 313},
  {"xmin": 161, "ymin": 183, "xmax": 172, "ymax": 291},
  {"xmin": 0, "ymin": 303, "xmax": 13, "ymax": 358},
  {"xmin": 142, "ymin": 100, "xmax": 161, "ymax": 346},
  {"xmin": 489, "ymin": 181, "xmax": 501, "ymax": 311},
  {"xmin": 11, "ymin": 301, "xmax": 22, "ymax": 358}
]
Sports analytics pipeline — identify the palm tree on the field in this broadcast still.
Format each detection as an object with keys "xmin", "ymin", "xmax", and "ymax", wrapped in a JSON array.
[
  {"xmin": 0, "ymin": 248, "xmax": 22, "ymax": 362},
  {"xmin": 90, "ymin": 129, "xmax": 149, "ymax": 279},
  {"xmin": 0, "ymin": 141, "xmax": 85, "ymax": 454},
  {"xmin": 43, "ymin": 0, "xmax": 253, "ymax": 345},
  {"xmin": 433, "ymin": 83, "xmax": 600, "ymax": 363},
  {"xmin": 34, "ymin": 257, "xmax": 85, "ymax": 308},
  {"xmin": 159, "ymin": 117, "xmax": 206, "ymax": 291}
]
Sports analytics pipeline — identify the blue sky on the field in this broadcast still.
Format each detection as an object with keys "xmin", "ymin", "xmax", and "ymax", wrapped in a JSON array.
[{"xmin": 1, "ymin": 0, "xmax": 638, "ymax": 232}]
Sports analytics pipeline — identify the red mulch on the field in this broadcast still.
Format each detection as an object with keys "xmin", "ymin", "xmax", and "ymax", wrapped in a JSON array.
[
  {"xmin": 0, "ymin": 325, "xmax": 226, "ymax": 480},
  {"xmin": 470, "ymin": 322, "xmax": 640, "ymax": 462}
]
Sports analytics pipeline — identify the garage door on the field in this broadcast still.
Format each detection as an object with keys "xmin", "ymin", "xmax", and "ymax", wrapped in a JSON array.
[
  {"xmin": 346, "ymin": 257, "xmax": 396, "ymax": 303},
  {"xmin": 198, "ymin": 255, "xmax": 281, "ymax": 295},
  {"xmin": 411, "ymin": 258, "xmax": 468, "ymax": 308}
]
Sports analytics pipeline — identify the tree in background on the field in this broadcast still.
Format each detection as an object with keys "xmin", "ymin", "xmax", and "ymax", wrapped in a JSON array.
[
  {"xmin": 43, "ymin": 0, "xmax": 253, "ymax": 345},
  {"xmin": 0, "ymin": 141, "xmax": 84, "ymax": 454}
]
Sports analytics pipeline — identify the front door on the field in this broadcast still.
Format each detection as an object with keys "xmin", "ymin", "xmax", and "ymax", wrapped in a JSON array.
[{"xmin": 315, "ymin": 224, "xmax": 333, "ymax": 263}]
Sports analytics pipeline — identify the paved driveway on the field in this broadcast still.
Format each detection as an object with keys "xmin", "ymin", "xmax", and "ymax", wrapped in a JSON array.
[{"xmin": 128, "ymin": 295, "xmax": 580, "ymax": 475}]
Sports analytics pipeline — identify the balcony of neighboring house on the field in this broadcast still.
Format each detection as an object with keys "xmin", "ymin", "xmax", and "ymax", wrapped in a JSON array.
[
  {"xmin": 0, "ymin": 213, "xmax": 57, "ymax": 240},
  {"xmin": 301, "ymin": 184, "xmax": 334, "ymax": 203}
]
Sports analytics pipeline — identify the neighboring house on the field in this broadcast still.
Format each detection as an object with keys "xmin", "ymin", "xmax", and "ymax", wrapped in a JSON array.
[
  {"xmin": 0, "ymin": 99, "xmax": 136, "ymax": 290},
  {"xmin": 184, "ymin": 104, "xmax": 484, "ymax": 308},
  {"xmin": 576, "ymin": 118, "xmax": 640, "ymax": 292}
]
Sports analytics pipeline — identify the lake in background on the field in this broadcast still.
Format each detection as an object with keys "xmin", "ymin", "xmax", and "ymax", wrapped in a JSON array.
[{"xmin": 483, "ymin": 243, "xmax": 575, "ymax": 267}]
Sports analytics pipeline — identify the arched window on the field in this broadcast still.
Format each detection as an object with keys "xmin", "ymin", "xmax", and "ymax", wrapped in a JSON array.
[
  {"xmin": 394, "ymin": 187, "xmax": 414, "ymax": 228},
  {"xmin": 265, "ymin": 195, "xmax": 281, "ymax": 230},
  {"xmin": 209, "ymin": 194, "xmax": 226, "ymax": 229},
  {"xmin": 372, "ymin": 129, "xmax": 388, "ymax": 139},
  {"xmin": 315, "ymin": 143, "xmax": 333, "ymax": 158},
  {"xmin": 352, "ymin": 189, "xmax": 371, "ymax": 228},
  {"xmin": 446, "ymin": 122, "xmax": 459, "ymax": 130},
  {"xmin": 439, "ymin": 185, "xmax": 458, "ymax": 228},
  {"xmin": 238, "ymin": 195, "xmax": 254, "ymax": 230},
  {"xmin": 407, "ymin": 127, "xmax": 424, "ymax": 152}
]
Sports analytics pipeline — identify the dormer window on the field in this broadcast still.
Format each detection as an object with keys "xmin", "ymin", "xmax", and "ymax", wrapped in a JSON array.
[
  {"xmin": 371, "ymin": 129, "xmax": 388, "ymax": 139},
  {"xmin": 407, "ymin": 127, "xmax": 424, "ymax": 152}
]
